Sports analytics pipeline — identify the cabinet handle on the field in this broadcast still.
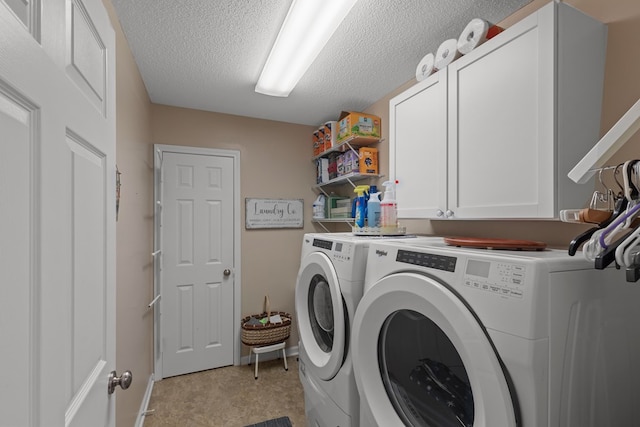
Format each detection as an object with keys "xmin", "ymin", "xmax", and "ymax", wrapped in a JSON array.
[
  {"xmin": 445, "ymin": 210, "xmax": 454, "ymax": 218},
  {"xmin": 436, "ymin": 210, "xmax": 444, "ymax": 217}
]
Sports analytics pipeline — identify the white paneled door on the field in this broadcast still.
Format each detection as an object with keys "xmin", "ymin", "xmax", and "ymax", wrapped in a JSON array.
[
  {"xmin": 158, "ymin": 148, "xmax": 238, "ymax": 378},
  {"xmin": 0, "ymin": 0, "xmax": 117, "ymax": 426}
]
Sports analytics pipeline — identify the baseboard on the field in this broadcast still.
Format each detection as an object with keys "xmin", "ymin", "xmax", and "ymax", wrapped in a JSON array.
[
  {"xmin": 135, "ymin": 373, "xmax": 155, "ymax": 427},
  {"xmin": 240, "ymin": 344, "xmax": 299, "ymax": 365}
]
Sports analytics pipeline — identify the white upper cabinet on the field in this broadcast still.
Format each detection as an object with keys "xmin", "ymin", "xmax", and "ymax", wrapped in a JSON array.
[{"xmin": 389, "ymin": 2, "xmax": 607, "ymax": 219}]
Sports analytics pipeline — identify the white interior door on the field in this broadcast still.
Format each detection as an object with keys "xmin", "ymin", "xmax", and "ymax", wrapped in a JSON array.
[
  {"xmin": 0, "ymin": 0, "xmax": 117, "ymax": 426},
  {"xmin": 156, "ymin": 146, "xmax": 239, "ymax": 378}
]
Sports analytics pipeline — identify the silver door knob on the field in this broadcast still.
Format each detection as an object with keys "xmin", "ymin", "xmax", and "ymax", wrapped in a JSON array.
[
  {"xmin": 445, "ymin": 210, "xmax": 454, "ymax": 218},
  {"xmin": 108, "ymin": 370, "xmax": 132, "ymax": 395},
  {"xmin": 436, "ymin": 210, "xmax": 444, "ymax": 217},
  {"xmin": 223, "ymin": 269, "xmax": 231, "ymax": 276}
]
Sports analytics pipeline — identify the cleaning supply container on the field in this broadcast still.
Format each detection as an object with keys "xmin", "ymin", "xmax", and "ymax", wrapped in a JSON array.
[
  {"xmin": 380, "ymin": 180, "xmax": 398, "ymax": 233},
  {"xmin": 353, "ymin": 185, "xmax": 370, "ymax": 228},
  {"xmin": 367, "ymin": 190, "xmax": 381, "ymax": 228},
  {"xmin": 313, "ymin": 194, "xmax": 326, "ymax": 219}
]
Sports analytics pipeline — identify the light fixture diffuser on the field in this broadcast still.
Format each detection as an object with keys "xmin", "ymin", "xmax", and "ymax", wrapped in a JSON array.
[{"xmin": 255, "ymin": 0, "xmax": 358, "ymax": 97}]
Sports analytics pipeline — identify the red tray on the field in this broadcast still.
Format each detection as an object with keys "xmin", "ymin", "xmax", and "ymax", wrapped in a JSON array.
[{"xmin": 444, "ymin": 236, "xmax": 547, "ymax": 251}]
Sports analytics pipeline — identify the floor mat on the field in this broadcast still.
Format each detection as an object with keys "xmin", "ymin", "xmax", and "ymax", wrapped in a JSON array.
[{"xmin": 244, "ymin": 416, "xmax": 292, "ymax": 427}]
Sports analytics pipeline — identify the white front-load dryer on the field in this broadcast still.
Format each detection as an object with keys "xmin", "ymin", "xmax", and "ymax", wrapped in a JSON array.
[
  {"xmin": 352, "ymin": 239, "xmax": 640, "ymax": 427},
  {"xmin": 295, "ymin": 233, "xmax": 436, "ymax": 426},
  {"xmin": 296, "ymin": 233, "xmax": 365, "ymax": 427}
]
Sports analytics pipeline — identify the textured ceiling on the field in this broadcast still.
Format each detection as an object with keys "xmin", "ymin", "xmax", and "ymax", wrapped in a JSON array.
[{"xmin": 111, "ymin": 0, "xmax": 531, "ymax": 126}]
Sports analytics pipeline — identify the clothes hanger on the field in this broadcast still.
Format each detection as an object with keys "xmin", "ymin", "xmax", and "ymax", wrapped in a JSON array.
[
  {"xmin": 568, "ymin": 165, "xmax": 626, "ymax": 256},
  {"xmin": 596, "ymin": 160, "xmax": 640, "ymax": 249},
  {"xmin": 593, "ymin": 160, "xmax": 640, "ymax": 268},
  {"xmin": 615, "ymin": 162, "xmax": 640, "ymax": 269}
]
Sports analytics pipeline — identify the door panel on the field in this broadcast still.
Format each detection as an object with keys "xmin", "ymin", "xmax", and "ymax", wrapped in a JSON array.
[
  {"xmin": 390, "ymin": 71, "xmax": 448, "ymax": 218},
  {"xmin": 68, "ymin": 134, "xmax": 107, "ymax": 403},
  {"xmin": 66, "ymin": 0, "xmax": 107, "ymax": 113},
  {"xmin": 0, "ymin": 0, "xmax": 116, "ymax": 425},
  {"xmin": 161, "ymin": 151, "xmax": 235, "ymax": 378},
  {"xmin": 4, "ymin": 0, "xmax": 39, "ymax": 36},
  {"xmin": 0, "ymin": 79, "xmax": 36, "ymax": 427}
]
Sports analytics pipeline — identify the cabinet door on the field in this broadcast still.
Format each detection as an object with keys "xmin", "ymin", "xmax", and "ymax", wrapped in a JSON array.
[
  {"xmin": 447, "ymin": 7, "xmax": 555, "ymax": 218},
  {"xmin": 390, "ymin": 71, "xmax": 448, "ymax": 218}
]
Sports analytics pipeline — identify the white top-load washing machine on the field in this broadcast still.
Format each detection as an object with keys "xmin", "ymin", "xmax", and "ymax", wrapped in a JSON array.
[
  {"xmin": 295, "ymin": 233, "xmax": 437, "ymax": 426},
  {"xmin": 352, "ymin": 238, "xmax": 640, "ymax": 427}
]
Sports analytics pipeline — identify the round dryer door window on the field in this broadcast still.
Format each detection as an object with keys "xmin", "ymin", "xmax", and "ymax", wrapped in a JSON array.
[
  {"xmin": 352, "ymin": 272, "xmax": 518, "ymax": 427},
  {"xmin": 380, "ymin": 309, "xmax": 473, "ymax": 426},
  {"xmin": 295, "ymin": 251, "xmax": 346, "ymax": 380},
  {"xmin": 309, "ymin": 274, "xmax": 335, "ymax": 352}
]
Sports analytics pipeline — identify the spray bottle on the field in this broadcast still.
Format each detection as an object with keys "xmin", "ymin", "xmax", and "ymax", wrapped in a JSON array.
[
  {"xmin": 353, "ymin": 185, "xmax": 370, "ymax": 228},
  {"xmin": 380, "ymin": 180, "xmax": 398, "ymax": 232},
  {"xmin": 367, "ymin": 186, "xmax": 381, "ymax": 228}
]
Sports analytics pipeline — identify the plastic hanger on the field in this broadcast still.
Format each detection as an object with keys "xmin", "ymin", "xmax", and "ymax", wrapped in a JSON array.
[
  {"xmin": 593, "ymin": 160, "xmax": 640, "ymax": 268},
  {"xmin": 567, "ymin": 166, "xmax": 624, "ymax": 256},
  {"xmin": 569, "ymin": 195, "xmax": 626, "ymax": 256},
  {"xmin": 584, "ymin": 161, "xmax": 639, "ymax": 261}
]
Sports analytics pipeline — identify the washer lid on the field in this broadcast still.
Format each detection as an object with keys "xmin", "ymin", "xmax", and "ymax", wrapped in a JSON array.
[
  {"xmin": 295, "ymin": 251, "xmax": 346, "ymax": 380},
  {"xmin": 353, "ymin": 272, "xmax": 519, "ymax": 426}
]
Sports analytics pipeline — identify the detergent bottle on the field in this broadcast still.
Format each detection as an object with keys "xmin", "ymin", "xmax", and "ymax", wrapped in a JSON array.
[
  {"xmin": 312, "ymin": 194, "xmax": 326, "ymax": 219},
  {"xmin": 380, "ymin": 180, "xmax": 398, "ymax": 232},
  {"xmin": 367, "ymin": 188, "xmax": 381, "ymax": 228},
  {"xmin": 353, "ymin": 185, "xmax": 370, "ymax": 228}
]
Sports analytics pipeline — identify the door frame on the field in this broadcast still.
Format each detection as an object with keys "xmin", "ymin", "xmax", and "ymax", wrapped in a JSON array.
[{"xmin": 153, "ymin": 144, "xmax": 241, "ymax": 378}]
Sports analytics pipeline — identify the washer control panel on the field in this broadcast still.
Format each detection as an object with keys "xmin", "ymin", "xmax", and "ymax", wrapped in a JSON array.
[
  {"xmin": 396, "ymin": 249, "xmax": 457, "ymax": 272},
  {"xmin": 463, "ymin": 259, "xmax": 526, "ymax": 299}
]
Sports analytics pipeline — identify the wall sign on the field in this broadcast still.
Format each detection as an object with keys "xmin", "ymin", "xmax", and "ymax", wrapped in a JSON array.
[{"xmin": 245, "ymin": 198, "xmax": 304, "ymax": 229}]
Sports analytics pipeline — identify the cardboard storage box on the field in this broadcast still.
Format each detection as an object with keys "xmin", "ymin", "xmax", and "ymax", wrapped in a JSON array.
[
  {"xmin": 313, "ymin": 130, "xmax": 322, "ymax": 157},
  {"xmin": 359, "ymin": 147, "xmax": 378, "ymax": 174},
  {"xmin": 323, "ymin": 121, "xmax": 338, "ymax": 152},
  {"xmin": 316, "ymin": 158, "xmax": 329, "ymax": 184},
  {"xmin": 337, "ymin": 111, "xmax": 382, "ymax": 144},
  {"xmin": 343, "ymin": 150, "xmax": 358, "ymax": 174}
]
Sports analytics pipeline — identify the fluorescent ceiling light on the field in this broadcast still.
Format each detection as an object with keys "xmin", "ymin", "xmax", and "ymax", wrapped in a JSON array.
[{"xmin": 255, "ymin": 0, "xmax": 358, "ymax": 97}]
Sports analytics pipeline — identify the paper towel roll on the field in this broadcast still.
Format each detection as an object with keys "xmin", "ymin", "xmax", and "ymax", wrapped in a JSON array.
[
  {"xmin": 435, "ymin": 39, "xmax": 461, "ymax": 70},
  {"xmin": 457, "ymin": 18, "xmax": 490, "ymax": 55},
  {"xmin": 415, "ymin": 53, "xmax": 435, "ymax": 82}
]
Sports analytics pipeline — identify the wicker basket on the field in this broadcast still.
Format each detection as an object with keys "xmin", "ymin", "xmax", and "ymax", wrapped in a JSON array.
[{"xmin": 241, "ymin": 296, "xmax": 291, "ymax": 346}]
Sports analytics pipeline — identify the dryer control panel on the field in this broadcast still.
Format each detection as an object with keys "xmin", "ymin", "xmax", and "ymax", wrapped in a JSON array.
[
  {"xmin": 312, "ymin": 238, "xmax": 354, "ymax": 262},
  {"xmin": 463, "ymin": 259, "xmax": 526, "ymax": 299}
]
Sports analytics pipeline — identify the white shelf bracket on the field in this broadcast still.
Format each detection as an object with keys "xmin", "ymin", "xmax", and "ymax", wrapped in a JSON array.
[
  {"xmin": 569, "ymin": 98, "xmax": 640, "ymax": 183},
  {"xmin": 316, "ymin": 222, "xmax": 330, "ymax": 232},
  {"xmin": 148, "ymin": 294, "xmax": 161, "ymax": 308}
]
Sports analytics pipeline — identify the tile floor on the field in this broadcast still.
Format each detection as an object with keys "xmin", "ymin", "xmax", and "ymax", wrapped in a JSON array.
[{"xmin": 142, "ymin": 356, "xmax": 306, "ymax": 427}]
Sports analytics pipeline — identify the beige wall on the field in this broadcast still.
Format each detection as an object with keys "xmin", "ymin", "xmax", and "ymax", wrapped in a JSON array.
[
  {"xmin": 365, "ymin": 0, "xmax": 640, "ymax": 248},
  {"xmin": 151, "ymin": 105, "xmax": 316, "ymax": 355},
  {"xmin": 105, "ymin": 0, "xmax": 640, "ymax": 425},
  {"xmin": 103, "ymin": 1, "xmax": 155, "ymax": 426}
]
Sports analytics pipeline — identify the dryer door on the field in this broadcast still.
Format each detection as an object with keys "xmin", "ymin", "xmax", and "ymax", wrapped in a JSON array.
[
  {"xmin": 353, "ymin": 272, "xmax": 518, "ymax": 427},
  {"xmin": 295, "ymin": 251, "xmax": 346, "ymax": 380}
]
